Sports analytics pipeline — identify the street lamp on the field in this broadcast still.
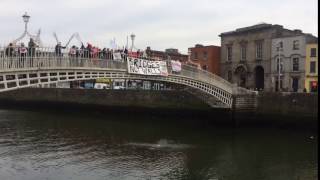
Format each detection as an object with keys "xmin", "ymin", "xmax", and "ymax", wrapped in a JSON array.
[
  {"xmin": 11, "ymin": 12, "xmax": 42, "ymax": 46},
  {"xmin": 277, "ymin": 41, "xmax": 283, "ymax": 92},
  {"xmin": 22, "ymin": 12, "xmax": 30, "ymax": 35},
  {"xmin": 22, "ymin": 12, "xmax": 30, "ymax": 23},
  {"xmin": 130, "ymin": 33, "xmax": 136, "ymax": 51}
]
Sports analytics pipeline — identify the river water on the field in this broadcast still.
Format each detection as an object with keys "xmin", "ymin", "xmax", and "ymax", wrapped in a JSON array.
[{"xmin": 0, "ymin": 109, "xmax": 317, "ymax": 180}]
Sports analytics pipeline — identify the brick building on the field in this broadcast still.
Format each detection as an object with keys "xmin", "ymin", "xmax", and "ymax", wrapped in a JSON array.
[
  {"xmin": 145, "ymin": 47, "xmax": 188, "ymax": 62},
  {"xmin": 188, "ymin": 44, "xmax": 221, "ymax": 75}
]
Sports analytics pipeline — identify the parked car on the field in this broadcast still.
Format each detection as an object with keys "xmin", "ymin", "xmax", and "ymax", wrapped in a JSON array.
[
  {"xmin": 113, "ymin": 80, "xmax": 125, "ymax": 90},
  {"xmin": 94, "ymin": 83, "xmax": 110, "ymax": 89}
]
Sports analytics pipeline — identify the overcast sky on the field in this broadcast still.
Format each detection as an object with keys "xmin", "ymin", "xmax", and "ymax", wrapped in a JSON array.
[{"xmin": 0, "ymin": 0, "xmax": 318, "ymax": 53}]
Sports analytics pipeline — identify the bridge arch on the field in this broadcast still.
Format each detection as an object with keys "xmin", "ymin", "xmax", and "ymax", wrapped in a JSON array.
[{"xmin": 0, "ymin": 68, "xmax": 233, "ymax": 107}]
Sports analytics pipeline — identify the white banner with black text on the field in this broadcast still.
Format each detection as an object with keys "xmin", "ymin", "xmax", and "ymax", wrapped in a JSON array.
[{"xmin": 127, "ymin": 57, "xmax": 168, "ymax": 76}]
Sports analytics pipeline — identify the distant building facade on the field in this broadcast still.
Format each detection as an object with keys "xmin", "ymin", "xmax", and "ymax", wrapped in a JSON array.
[
  {"xmin": 305, "ymin": 41, "xmax": 318, "ymax": 93},
  {"xmin": 145, "ymin": 47, "xmax": 188, "ymax": 62},
  {"xmin": 188, "ymin": 44, "xmax": 221, "ymax": 75},
  {"xmin": 271, "ymin": 34, "xmax": 317, "ymax": 92},
  {"xmin": 219, "ymin": 23, "xmax": 307, "ymax": 91}
]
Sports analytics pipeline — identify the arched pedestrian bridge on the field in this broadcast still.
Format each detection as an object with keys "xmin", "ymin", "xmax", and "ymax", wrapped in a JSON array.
[{"xmin": 0, "ymin": 47, "xmax": 256, "ymax": 109}]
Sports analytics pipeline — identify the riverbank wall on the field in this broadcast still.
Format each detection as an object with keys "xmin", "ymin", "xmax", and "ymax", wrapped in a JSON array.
[
  {"xmin": 0, "ymin": 88, "xmax": 317, "ymax": 130},
  {"xmin": 0, "ymin": 88, "xmax": 223, "ymax": 123},
  {"xmin": 233, "ymin": 92, "xmax": 318, "ymax": 130}
]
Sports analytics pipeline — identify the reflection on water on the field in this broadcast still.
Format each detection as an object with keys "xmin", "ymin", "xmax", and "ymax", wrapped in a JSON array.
[
  {"xmin": 125, "ymin": 139, "xmax": 192, "ymax": 150},
  {"xmin": 0, "ymin": 109, "xmax": 318, "ymax": 180}
]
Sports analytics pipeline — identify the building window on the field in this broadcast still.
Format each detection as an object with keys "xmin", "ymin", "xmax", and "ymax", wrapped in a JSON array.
[
  {"xmin": 193, "ymin": 52, "xmax": 198, "ymax": 60},
  {"xmin": 292, "ymin": 58, "xmax": 299, "ymax": 71},
  {"xmin": 240, "ymin": 45, "xmax": 246, "ymax": 61},
  {"xmin": 276, "ymin": 41, "xmax": 283, "ymax": 51},
  {"xmin": 227, "ymin": 71, "xmax": 232, "ymax": 82},
  {"xmin": 203, "ymin": 51, "xmax": 208, "ymax": 60},
  {"xmin": 276, "ymin": 58, "xmax": 283, "ymax": 72},
  {"xmin": 310, "ymin": 61, "xmax": 316, "ymax": 73},
  {"xmin": 227, "ymin": 46, "xmax": 232, "ymax": 61},
  {"xmin": 311, "ymin": 48, "xmax": 317, "ymax": 57},
  {"xmin": 256, "ymin": 41, "xmax": 263, "ymax": 60},
  {"xmin": 293, "ymin": 40, "xmax": 299, "ymax": 50}
]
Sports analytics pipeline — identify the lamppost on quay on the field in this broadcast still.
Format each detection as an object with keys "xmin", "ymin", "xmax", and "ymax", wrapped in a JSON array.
[{"xmin": 277, "ymin": 41, "xmax": 283, "ymax": 92}]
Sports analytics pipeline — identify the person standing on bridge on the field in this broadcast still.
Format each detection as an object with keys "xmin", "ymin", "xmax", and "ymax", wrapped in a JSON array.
[
  {"xmin": 106, "ymin": 48, "xmax": 111, "ymax": 60},
  {"xmin": 123, "ymin": 48, "xmax": 128, "ymax": 61},
  {"xmin": 5, "ymin": 43, "xmax": 14, "ymax": 68},
  {"xmin": 86, "ymin": 43, "xmax": 92, "ymax": 59},
  {"xmin": 101, "ymin": 48, "xmax": 107, "ymax": 59},
  {"xmin": 69, "ymin": 45, "xmax": 77, "ymax": 67},
  {"xmin": 5, "ymin": 43, "xmax": 14, "ymax": 57},
  {"xmin": 28, "ymin": 38, "xmax": 37, "ymax": 68},
  {"xmin": 18, "ymin": 43, "xmax": 28, "ymax": 68},
  {"xmin": 55, "ymin": 42, "xmax": 66, "ymax": 67},
  {"xmin": 79, "ymin": 44, "xmax": 85, "ymax": 67}
]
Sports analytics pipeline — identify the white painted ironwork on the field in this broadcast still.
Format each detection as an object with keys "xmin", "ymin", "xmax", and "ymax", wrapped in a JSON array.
[
  {"xmin": 53, "ymin": 32, "xmax": 83, "ymax": 48},
  {"xmin": 11, "ymin": 12, "xmax": 42, "ymax": 46},
  {"xmin": 0, "ymin": 46, "xmax": 256, "ymax": 108}
]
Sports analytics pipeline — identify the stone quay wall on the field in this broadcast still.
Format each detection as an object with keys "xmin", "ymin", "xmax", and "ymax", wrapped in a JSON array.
[
  {"xmin": 0, "ymin": 88, "xmax": 211, "ymax": 110},
  {"xmin": 0, "ymin": 88, "xmax": 317, "ymax": 129},
  {"xmin": 233, "ymin": 92, "xmax": 318, "ymax": 129}
]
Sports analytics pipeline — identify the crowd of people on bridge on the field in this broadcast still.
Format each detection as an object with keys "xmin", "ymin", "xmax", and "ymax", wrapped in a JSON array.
[
  {"xmin": 4, "ymin": 38, "xmax": 38, "ymax": 67},
  {"xmin": 5, "ymin": 39, "xmax": 37, "ymax": 57},
  {"xmin": 4, "ymin": 38, "xmax": 144, "ymax": 61},
  {"xmin": 2, "ymin": 38, "xmax": 142, "ymax": 68},
  {"xmin": 3, "ymin": 38, "xmax": 182, "ymax": 70}
]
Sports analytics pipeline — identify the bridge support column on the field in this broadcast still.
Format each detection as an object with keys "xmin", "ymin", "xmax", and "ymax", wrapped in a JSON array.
[{"xmin": 27, "ymin": 73, "xmax": 31, "ymax": 86}]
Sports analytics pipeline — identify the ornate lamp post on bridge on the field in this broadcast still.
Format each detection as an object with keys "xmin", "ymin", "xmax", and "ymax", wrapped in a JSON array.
[
  {"xmin": 22, "ymin": 12, "xmax": 30, "ymax": 30},
  {"xmin": 11, "ymin": 12, "xmax": 42, "ymax": 46},
  {"xmin": 130, "ymin": 33, "xmax": 136, "ymax": 51}
]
